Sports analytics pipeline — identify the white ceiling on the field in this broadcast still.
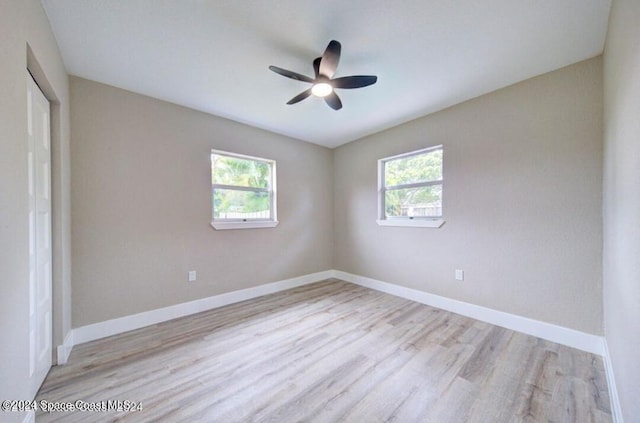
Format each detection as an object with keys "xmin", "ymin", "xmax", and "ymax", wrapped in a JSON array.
[{"xmin": 41, "ymin": 0, "xmax": 611, "ymax": 148}]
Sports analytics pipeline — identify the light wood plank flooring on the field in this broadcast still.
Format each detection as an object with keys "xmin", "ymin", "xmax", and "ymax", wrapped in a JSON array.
[{"xmin": 36, "ymin": 279, "xmax": 611, "ymax": 422}]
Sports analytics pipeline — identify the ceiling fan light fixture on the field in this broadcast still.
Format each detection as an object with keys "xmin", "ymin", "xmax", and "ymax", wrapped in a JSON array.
[
  {"xmin": 311, "ymin": 82, "xmax": 333, "ymax": 97},
  {"xmin": 269, "ymin": 40, "xmax": 377, "ymax": 110}
]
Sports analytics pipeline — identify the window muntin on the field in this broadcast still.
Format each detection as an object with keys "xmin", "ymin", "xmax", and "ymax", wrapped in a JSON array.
[
  {"xmin": 211, "ymin": 150, "xmax": 277, "ymax": 229},
  {"xmin": 379, "ymin": 146, "xmax": 443, "ymax": 223}
]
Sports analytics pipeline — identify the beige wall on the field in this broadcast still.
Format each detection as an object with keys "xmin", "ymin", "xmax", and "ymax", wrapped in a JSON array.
[
  {"xmin": 333, "ymin": 58, "xmax": 603, "ymax": 335},
  {"xmin": 0, "ymin": 0, "xmax": 72, "ymax": 402},
  {"xmin": 603, "ymin": 0, "xmax": 640, "ymax": 420},
  {"xmin": 70, "ymin": 77, "xmax": 333, "ymax": 327}
]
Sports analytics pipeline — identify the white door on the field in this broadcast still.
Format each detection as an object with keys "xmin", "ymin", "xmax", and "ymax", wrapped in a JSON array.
[{"xmin": 27, "ymin": 72, "xmax": 52, "ymax": 396}]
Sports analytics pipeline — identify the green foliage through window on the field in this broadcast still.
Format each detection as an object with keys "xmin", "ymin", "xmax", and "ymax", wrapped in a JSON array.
[
  {"xmin": 213, "ymin": 189, "xmax": 270, "ymax": 219},
  {"xmin": 211, "ymin": 151, "xmax": 275, "ymax": 221},
  {"xmin": 212, "ymin": 155, "xmax": 270, "ymax": 188},
  {"xmin": 384, "ymin": 149, "xmax": 442, "ymax": 186},
  {"xmin": 381, "ymin": 146, "xmax": 443, "ymax": 219}
]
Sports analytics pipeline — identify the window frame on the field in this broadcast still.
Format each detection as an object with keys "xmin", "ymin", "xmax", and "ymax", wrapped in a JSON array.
[
  {"xmin": 210, "ymin": 149, "xmax": 278, "ymax": 230},
  {"xmin": 377, "ymin": 145, "xmax": 445, "ymax": 228}
]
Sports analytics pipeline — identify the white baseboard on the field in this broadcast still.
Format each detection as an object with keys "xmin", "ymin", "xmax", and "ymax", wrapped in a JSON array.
[
  {"xmin": 60, "ymin": 269, "xmax": 605, "ymax": 367},
  {"xmin": 70, "ymin": 270, "xmax": 333, "ymax": 347},
  {"xmin": 603, "ymin": 340, "xmax": 624, "ymax": 423},
  {"xmin": 56, "ymin": 330, "xmax": 73, "ymax": 365},
  {"xmin": 57, "ymin": 269, "xmax": 620, "ymax": 417},
  {"xmin": 333, "ymin": 270, "xmax": 605, "ymax": 355}
]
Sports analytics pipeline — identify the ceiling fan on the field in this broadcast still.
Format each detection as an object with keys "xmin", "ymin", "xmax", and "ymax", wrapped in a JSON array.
[{"xmin": 269, "ymin": 40, "xmax": 377, "ymax": 110}]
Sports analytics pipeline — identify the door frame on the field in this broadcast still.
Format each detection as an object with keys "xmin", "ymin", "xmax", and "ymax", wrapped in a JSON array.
[
  {"xmin": 26, "ymin": 43, "xmax": 70, "ymax": 399},
  {"xmin": 27, "ymin": 70, "xmax": 53, "ymax": 397}
]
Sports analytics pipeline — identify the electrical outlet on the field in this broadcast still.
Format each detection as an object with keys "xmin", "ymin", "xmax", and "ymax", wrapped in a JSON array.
[
  {"xmin": 188, "ymin": 270, "xmax": 197, "ymax": 282},
  {"xmin": 455, "ymin": 269, "xmax": 464, "ymax": 281}
]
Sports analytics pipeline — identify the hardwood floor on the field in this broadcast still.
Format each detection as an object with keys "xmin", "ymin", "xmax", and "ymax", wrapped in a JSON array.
[{"xmin": 36, "ymin": 279, "xmax": 612, "ymax": 422}]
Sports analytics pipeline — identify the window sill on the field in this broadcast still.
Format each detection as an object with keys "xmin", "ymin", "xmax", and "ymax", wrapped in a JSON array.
[
  {"xmin": 376, "ymin": 219, "xmax": 445, "ymax": 228},
  {"xmin": 211, "ymin": 220, "xmax": 279, "ymax": 230}
]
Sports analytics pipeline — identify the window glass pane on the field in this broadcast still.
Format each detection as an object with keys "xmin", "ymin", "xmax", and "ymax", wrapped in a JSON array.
[
  {"xmin": 385, "ymin": 149, "xmax": 442, "ymax": 186},
  {"xmin": 212, "ymin": 154, "xmax": 270, "ymax": 188},
  {"xmin": 213, "ymin": 189, "xmax": 270, "ymax": 219},
  {"xmin": 385, "ymin": 184, "xmax": 442, "ymax": 218}
]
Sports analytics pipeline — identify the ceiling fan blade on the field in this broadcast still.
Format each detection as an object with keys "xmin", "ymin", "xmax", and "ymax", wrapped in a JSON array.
[
  {"xmin": 319, "ymin": 40, "xmax": 341, "ymax": 78},
  {"xmin": 313, "ymin": 57, "xmax": 321, "ymax": 79},
  {"xmin": 286, "ymin": 88, "xmax": 313, "ymax": 105},
  {"xmin": 324, "ymin": 92, "xmax": 342, "ymax": 110},
  {"xmin": 269, "ymin": 66, "xmax": 314, "ymax": 83},
  {"xmin": 332, "ymin": 75, "xmax": 378, "ymax": 89}
]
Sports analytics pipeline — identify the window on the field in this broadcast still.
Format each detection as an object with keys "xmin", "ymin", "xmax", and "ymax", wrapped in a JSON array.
[
  {"xmin": 377, "ymin": 145, "xmax": 444, "ymax": 228},
  {"xmin": 211, "ymin": 150, "xmax": 277, "ymax": 230}
]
